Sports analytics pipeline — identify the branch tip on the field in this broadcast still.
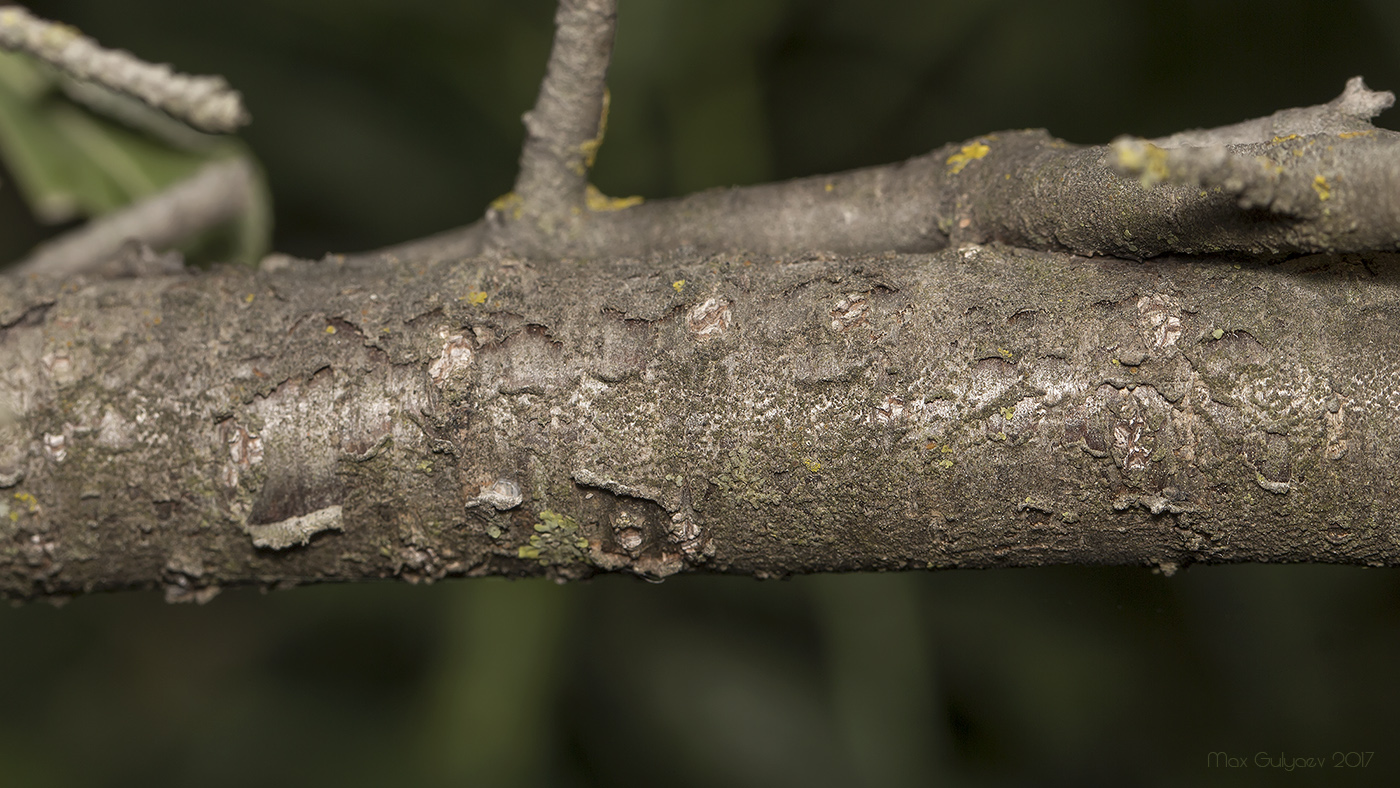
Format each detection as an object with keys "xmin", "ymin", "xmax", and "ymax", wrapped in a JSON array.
[
  {"xmin": 0, "ymin": 4, "xmax": 249, "ymax": 133},
  {"xmin": 1334, "ymin": 75, "xmax": 1394, "ymax": 121},
  {"xmin": 14, "ymin": 157, "xmax": 259, "ymax": 277}
]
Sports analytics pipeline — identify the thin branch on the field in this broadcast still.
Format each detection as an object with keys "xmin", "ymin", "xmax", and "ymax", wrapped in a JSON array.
[
  {"xmin": 453, "ymin": 77, "xmax": 1400, "ymax": 262},
  {"xmin": 58, "ymin": 78, "xmax": 225, "ymax": 151},
  {"xmin": 13, "ymin": 157, "xmax": 257, "ymax": 276},
  {"xmin": 1143, "ymin": 76, "xmax": 1393, "ymax": 149},
  {"xmin": 508, "ymin": 0, "xmax": 617, "ymax": 231},
  {"xmin": 0, "ymin": 4, "xmax": 249, "ymax": 133},
  {"xmin": 1109, "ymin": 77, "xmax": 1400, "ymax": 223}
]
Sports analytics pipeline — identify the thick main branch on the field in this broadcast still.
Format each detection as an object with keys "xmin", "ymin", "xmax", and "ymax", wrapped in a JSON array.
[{"xmin": 3, "ymin": 247, "xmax": 1399, "ymax": 600}]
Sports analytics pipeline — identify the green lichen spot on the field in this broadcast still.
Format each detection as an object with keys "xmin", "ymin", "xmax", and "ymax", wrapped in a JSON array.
[
  {"xmin": 518, "ymin": 510, "xmax": 590, "ymax": 566},
  {"xmin": 1212, "ymin": 328, "xmax": 1225, "ymax": 340},
  {"xmin": 672, "ymin": 279, "xmax": 686, "ymax": 293}
]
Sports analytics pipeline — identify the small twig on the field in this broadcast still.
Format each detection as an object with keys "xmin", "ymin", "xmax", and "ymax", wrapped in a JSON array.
[
  {"xmin": 509, "ymin": 0, "xmax": 617, "ymax": 229},
  {"xmin": 0, "ymin": 4, "xmax": 249, "ymax": 133},
  {"xmin": 58, "ymin": 78, "xmax": 224, "ymax": 151},
  {"xmin": 14, "ymin": 157, "xmax": 257, "ymax": 276},
  {"xmin": 1104, "ymin": 77, "xmax": 1400, "ymax": 249}
]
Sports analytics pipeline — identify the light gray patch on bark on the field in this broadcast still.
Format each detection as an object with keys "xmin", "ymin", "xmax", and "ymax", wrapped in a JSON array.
[{"xmin": 246, "ymin": 505, "xmax": 344, "ymax": 550}]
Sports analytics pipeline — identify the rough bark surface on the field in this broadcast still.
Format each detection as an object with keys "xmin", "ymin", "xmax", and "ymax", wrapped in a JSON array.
[
  {"xmin": 4, "ymin": 245, "xmax": 1399, "ymax": 600},
  {"xmin": 397, "ymin": 79, "xmax": 1400, "ymax": 264}
]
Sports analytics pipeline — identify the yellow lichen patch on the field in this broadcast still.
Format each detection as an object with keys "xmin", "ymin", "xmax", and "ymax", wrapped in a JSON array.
[
  {"xmin": 1115, "ymin": 141, "xmax": 1170, "ymax": 186},
  {"xmin": 1339, "ymin": 130, "xmax": 1373, "ymax": 139},
  {"xmin": 489, "ymin": 191, "xmax": 524, "ymax": 220},
  {"xmin": 946, "ymin": 142, "xmax": 990, "ymax": 174},
  {"xmin": 324, "ymin": 325, "xmax": 336, "ymax": 334},
  {"xmin": 577, "ymin": 88, "xmax": 612, "ymax": 172},
  {"xmin": 585, "ymin": 183, "xmax": 642, "ymax": 211},
  {"xmin": 672, "ymin": 279, "xmax": 686, "ymax": 293},
  {"xmin": 824, "ymin": 181, "xmax": 834, "ymax": 192},
  {"xmin": 1313, "ymin": 175, "xmax": 1331, "ymax": 201},
  {"xmin": 14, "ymin": 491, "xmax": 38, "ymax": 512},
  {"xmin": 465, "ymin": 291, "xmax": 488, "ymax": 305},
  {"xmin": 802, "ymin": 458, "xmax": 821, "ymax": 472},
  {"xmin": 1269, "ymin": 134, "xmax": 1299, "ymax": 145}
]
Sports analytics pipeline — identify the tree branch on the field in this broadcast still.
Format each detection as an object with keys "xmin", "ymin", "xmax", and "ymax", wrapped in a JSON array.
[
  {"xmin": 3, "ymin": 246, "xmax": 1399, "ymax": 600},
  {"xmin": 0, "ymin": 4, "xmax": 249, "ymax": 133},
  {"xmin": 11, "ymin": 157, "xmax": 259, "ymax": 277},
  {"xmin": 504, "ymin": 0, "xmax": 617, "ymax": 240},
  {"xmin": 7, "ymin": 3, "xmax": 1400, "ymax": 602},
  {"xmin": 403, "ymin": 78, "xmax": 1400, "ymax": 265}
]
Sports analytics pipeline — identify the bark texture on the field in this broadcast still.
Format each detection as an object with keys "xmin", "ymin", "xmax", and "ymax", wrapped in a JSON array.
[
  {"xmin": 4, "ymin": 245, "xmax": 1399, "ymax": 600},
  {"xmin": 391, "ymin": 79, "xmax": 1400, "ymax": 264}
]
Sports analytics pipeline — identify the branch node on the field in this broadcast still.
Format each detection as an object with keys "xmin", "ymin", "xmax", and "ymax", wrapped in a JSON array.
[{"xmin": 509, "ymin": 0, "xmax": 617, "ymax": 233}]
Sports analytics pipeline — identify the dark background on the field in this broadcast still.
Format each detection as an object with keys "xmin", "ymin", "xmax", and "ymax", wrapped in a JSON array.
[{"xmin": 4, "ymin": 1, "xmax": 1400, "ymax": 785}]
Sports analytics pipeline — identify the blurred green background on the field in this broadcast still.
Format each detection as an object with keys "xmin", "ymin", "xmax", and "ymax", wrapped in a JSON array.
[{"xmin": 5, "ymin": 0, "xmax": 1400, "ymax": 785}]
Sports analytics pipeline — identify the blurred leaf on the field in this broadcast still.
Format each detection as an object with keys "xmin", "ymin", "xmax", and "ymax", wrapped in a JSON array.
[
  {"xmin": 0, "ymin": 50, "xmax": 204, "ymax": 220},
  {"xmin": 0, "ymin": 48, "xmax": 270, "ymax": 266}
]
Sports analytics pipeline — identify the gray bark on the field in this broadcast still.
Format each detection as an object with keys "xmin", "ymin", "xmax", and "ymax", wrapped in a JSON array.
[{"xmin": 3, "ymin": 243, "xmax": 1399, "ymax": 601}]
